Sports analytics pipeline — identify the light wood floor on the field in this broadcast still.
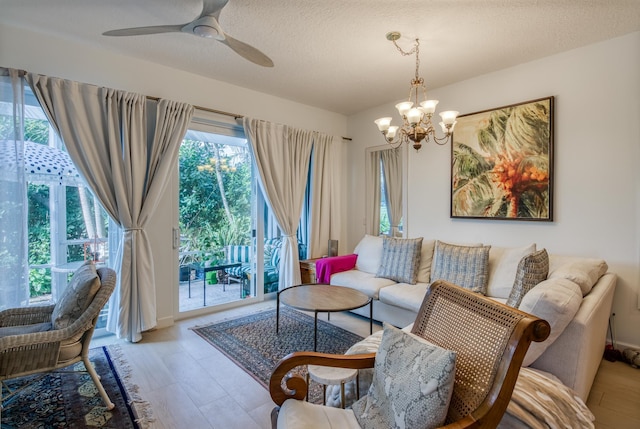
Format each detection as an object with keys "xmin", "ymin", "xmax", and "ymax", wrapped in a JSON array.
[{"xmin": 92, "ymin": 301, "xmax": 640, "ymax": 428}]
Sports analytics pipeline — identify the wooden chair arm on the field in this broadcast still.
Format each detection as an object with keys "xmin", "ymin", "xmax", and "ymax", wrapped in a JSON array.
[{"xmin": 269, "ymin": 351, "xmax": 376, "ymax": 406}]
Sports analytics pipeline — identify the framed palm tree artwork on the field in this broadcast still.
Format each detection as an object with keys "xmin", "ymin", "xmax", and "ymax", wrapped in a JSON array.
[{"xmin": 451, "ymin": 96, "xmax": 554, "ymax": 221}]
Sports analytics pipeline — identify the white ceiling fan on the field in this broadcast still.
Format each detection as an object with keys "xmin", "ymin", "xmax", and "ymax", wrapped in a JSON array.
[{"xmin": 102, "ymin": 0, "xmax": 274, "ymax": 67}]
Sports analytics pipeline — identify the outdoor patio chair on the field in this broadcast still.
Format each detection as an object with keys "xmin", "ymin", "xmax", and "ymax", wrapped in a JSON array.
[
  {"xmin": 268, "ymin": 279, "xmax": 551, "ymax": 429},
  {"xmin": 0, "ymin": 264, "xmax": 117, "ymax": 415}
]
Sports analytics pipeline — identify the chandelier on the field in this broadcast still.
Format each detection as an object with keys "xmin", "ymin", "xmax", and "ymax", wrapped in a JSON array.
[{"xmin": 375, "ymin": 32, "xmax": 458, "ymax": 151}]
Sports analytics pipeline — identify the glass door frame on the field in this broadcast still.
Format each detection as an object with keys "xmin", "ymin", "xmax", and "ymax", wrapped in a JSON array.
[{"xmin": 174, "ymin": 114, "xmax": 265, "ymax": 320}]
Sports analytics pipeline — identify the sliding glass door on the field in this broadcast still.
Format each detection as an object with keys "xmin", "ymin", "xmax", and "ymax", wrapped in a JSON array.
[{"xmin": 177, "ymin": 128, "xmax": 258, "ymax": 313}]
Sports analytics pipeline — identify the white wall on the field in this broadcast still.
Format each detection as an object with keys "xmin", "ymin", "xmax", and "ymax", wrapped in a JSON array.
[
  {"xmin": 1, "ymin": 23, "xmax": 348, "ymax": 328},
  {"xmin": 347, "ymin": 32, "xmax": 640, "ymax": 348}
]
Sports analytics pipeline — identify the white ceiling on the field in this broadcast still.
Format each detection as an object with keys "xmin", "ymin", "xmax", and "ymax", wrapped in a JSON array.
[{"xmin": 2, "ymin": 0, "xmax": 640, "ymax": 115}]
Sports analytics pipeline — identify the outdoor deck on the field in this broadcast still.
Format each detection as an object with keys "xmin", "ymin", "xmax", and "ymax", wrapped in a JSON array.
[{"xmin": 178, "ymin": 276, "xmax": 250, "ymax": 312}]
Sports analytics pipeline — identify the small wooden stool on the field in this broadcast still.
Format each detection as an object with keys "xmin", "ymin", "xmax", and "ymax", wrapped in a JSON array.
[{"xmin": 307, "ymin": 364, "xmax": 359, "ymax": 408}]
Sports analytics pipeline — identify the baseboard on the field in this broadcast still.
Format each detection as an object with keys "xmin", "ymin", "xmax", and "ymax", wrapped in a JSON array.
[
  {"xmin": 156, "ymin": 315, "xmax": 174, "ymax": 329},
  {"xmin": 615, "ymin": 340, "xmax": 640, "ymax": 351}
]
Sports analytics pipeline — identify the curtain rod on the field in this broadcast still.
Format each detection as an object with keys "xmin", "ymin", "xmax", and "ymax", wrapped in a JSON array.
[
  {"xmin": 147, "ymin": 95, "xmax": 352, "ymax": 141},
  {"xmin": 0, "ymin": 69, "xmax": 352, "ymax": 141}
]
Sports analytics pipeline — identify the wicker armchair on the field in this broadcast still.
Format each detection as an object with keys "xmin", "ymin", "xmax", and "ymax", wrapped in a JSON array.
[
  {"xmin": 269, "ymin": 280, "xmax": 551, "ymax": 428},
  {"xmin": 0, "ymin": 267, "xmax": 117, "ymax": 412}
]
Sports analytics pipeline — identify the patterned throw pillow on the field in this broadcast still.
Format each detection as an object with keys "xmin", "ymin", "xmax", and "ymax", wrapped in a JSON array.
[
  {"xmin": 375, "ymin": 237, "xmax": 423, "ymax": 284},
  {"xmin": 51, "ymin": 261, "xmax": 101, "ymax": 329},
  {"xmin": 352, "ymin": 323, "xmax": 456, "ymax": 429},
  {"xmin": 506, "ymin": 249, "xmax": 549, "ymax": 308},
  {"xmin": 431, "ymin": 241, "xmax": 491, "ymax": 294}
]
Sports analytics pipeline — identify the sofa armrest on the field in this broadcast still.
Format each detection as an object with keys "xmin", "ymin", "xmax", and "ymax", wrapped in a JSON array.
[
  {"xmin": 529, "ymin": 272, "xmax": 616, "ymax": 400},
  {"xmin": 315, "ymin": 254, "xmax": 358, "ymax": 284}
]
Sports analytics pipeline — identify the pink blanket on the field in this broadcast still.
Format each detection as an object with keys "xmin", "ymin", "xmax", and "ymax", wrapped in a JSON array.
[{"xmin": 315, "ymin": 254, "xmax": 358, "ymax": 284}]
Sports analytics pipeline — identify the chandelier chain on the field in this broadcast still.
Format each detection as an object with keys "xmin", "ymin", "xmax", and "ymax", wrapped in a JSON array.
[{"xmin": 392, "ymin": 38, "xmax": 421, "ymax": 79}]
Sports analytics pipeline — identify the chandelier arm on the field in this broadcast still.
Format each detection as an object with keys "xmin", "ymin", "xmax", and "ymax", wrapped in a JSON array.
[
  {"xmin": 381, "ymin": 133, "xmax": 404, "ymax": 149},
  {"xmin": 432, "ymin": 133, "xmax": 452, "ymax": 145}
]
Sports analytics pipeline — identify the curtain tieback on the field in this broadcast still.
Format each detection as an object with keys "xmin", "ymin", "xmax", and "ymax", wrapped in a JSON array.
[{"xmin": 124, "ymin": 227, "xmax": 143, "ymax": 232}]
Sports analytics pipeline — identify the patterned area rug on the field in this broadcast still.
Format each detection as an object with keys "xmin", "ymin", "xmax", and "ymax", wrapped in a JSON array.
[
  {"xmin": 1, "ymin": 345, "xmax": 153, "ymax": 429},
  {"xmin": 191, "ymin": 307, "xmax": 364, "ymax": 403}
]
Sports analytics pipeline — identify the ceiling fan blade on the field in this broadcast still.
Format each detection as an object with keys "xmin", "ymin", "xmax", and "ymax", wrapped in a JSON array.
[
  {"xmin": 103, "ymin": 25, "xmax": 184, "ymax": 37},
  {"xmin": 220, "ymin": 34, "xmax": 274, "ymax": 67},
  {"xmin": 200, "ymin": 0, "xmax": 229, "ymax": 19}
]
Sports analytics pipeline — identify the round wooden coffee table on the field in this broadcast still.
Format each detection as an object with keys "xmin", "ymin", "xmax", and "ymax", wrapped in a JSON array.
[{"xmin": 276, "ymin": 284, "xmax": 373, "ymax": 351}]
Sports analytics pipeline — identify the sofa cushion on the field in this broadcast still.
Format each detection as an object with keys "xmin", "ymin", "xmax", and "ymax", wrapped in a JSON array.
[
  {"xmin": 431, "ymin": 241, "xmax": 491, "ymax": 294},
  {"xmin": 376, "ymin": 237, "xmax": 423, "ymax": 284},
  {"xmin": 227, "ymin": 245, "xmax": 251, "ymax": 263},
  {"xmin": 415, "ymin": 239, "xmax": 436, "ymax": 284},
  {"xmin": 486, "ymin": 244, "xmax": 536, "ymax": 299},
  {"xmin": 352, "ymin": 323, "xmax": 456, "ymax": 429},
  {"xmin": 278, "ymin": 399, "xmax": 360, "ymax": 429},
  {"xmin": 51, "ymin": 261, "xmax": 101, "ymax": 330},
  {"xmin": 331, "ymin": 269, "xmax": 397, "ymax": 299},
  {"xmin": 506, "ymin": 249, "xmax": 549, "ymax": 308},
  {"xmin": 265, "ymin": 237, "xmax": 283, "ymax": 269},
  {"xmin": 548, "ymin": 255, "xmax": 608, "ymax": 296},
  {"xmin": 354, "ymin": 235, "xmax": 384, "ymax": 275},
  {"xmin": 378, "ymin": 282, "xmax": 429, "ymax": 313},
  {"xmin": 519, "ymin": 277, "xmax": 582, "ymax": 366}
]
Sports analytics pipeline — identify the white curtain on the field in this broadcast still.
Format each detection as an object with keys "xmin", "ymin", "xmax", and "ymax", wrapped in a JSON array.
[
  {"xmin": 243, "ymin": 118, "xmax": 313, "ymax": 290},
  {"xmin": 27, "ymin": 74, "xmax": 193, "ymax": 342},
  {"xmin": 0, "ymin": 68, "xmax": 29, "ymax": 309},
  {"xmin": 367, "ymin": 150, "xmax": 382, "ymax": 236},
  {"xmin": 380, "ymin": 148, "xmax": 403, "ymax": 237},
  {"xmin": 309, "ymin": 134, "xmax": 342, "ymax": 258}
]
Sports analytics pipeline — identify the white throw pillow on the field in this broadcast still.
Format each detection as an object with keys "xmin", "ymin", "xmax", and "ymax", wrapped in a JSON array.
[
  {"xmin": 548, "ymin": 255, "xmax": 608, "ymax": 296},
  {"xmin": 354, "ymin": 235, "xmax": 384, "ymax": 274},
  {"xmin": 415, "ymin": 239, "xmax": 436, "ymax": 284},
  {"xmin": 519, "ymin": 278, "xmax": 582, "ymax": 366},
  {"xmin": 486, "ymin": 244, "xmax": 536, "ymax": 298},
  {"xmin": 351, "ymin": 323, "xmax": 456, "ymax": 429}
]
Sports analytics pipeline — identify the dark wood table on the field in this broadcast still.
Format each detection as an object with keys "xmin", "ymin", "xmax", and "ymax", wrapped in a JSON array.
[
  {"xmin": 188, "ymin": 261, "xmax": 242, "ymax": 306},
  {"xmin": 276, "ymin": 283, "xmax": 373, "ymax": 351}
]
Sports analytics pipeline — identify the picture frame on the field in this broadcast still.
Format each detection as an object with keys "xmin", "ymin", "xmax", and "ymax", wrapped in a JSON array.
[{"xmin": 450, "ymin": 96, "xmax": 554, "ymax": 221}]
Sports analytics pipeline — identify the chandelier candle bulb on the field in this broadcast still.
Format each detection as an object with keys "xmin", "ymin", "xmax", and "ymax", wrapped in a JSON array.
[
  {"xmin": 374, "ymin": 117, "xmax": 392, "ymax": 131},
  {"xmin": 439, "ymin": 110, "xmax": 459, "ymax": 125},
  {"xmin": 386, "ymin": 126, "xmax": 399, "ymax": 139},
  {"xmin": 420, "ymin": 100, "xmax": 439, "ymax": 114},
  {"xmin": 406, "ymin": 108, "xmax": 423, "ymax": 125},
  {"xmin": 395, "ymin": 102, "xmax": 413, "ymax": 117}
]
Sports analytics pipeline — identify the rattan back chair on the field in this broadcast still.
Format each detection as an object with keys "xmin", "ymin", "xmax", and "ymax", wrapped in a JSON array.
[
  {"xmin": 269, "ymin": 280, "xmax": 550, "ymax": 428},
  {"xmin": 0, "ymin": 267, "xmax": 117, "ymax": 412}
]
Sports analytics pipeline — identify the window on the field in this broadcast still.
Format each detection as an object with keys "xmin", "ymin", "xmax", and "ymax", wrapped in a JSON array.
[{"xmin": 0, "ymin": 79, "xmax": 111, "ymax": 329}]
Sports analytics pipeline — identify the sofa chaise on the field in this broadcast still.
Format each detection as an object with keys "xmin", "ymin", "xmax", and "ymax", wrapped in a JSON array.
[{"xmin": 320, "ymin": 235, "xmax": 616, "ymax": 402}]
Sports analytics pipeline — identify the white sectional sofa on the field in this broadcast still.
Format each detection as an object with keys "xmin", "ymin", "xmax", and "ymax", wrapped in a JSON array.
[{"xmin": 327, "ymin": 235, "xmax": 616, "ymax": 401}]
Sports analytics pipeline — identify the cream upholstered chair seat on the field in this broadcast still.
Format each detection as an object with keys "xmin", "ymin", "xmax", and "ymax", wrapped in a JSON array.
[
  {"xmin": 269, "ymin": 280, "xmax": 551, "ymax": 429},
  {"xmin": 278, "ymin": 399, "xmax": 360, "ymax": 429}
]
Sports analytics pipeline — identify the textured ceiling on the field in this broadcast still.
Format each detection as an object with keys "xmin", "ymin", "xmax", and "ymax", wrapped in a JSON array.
[{"xmin": 2, "ymin": 0, "xmax": 640, "ymax": 115}]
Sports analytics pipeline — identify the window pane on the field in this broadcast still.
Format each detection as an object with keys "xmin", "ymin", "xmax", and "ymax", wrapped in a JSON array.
[{"xmin": 28, "ymin": 183, "xmax": 51, "ymax": 301}]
